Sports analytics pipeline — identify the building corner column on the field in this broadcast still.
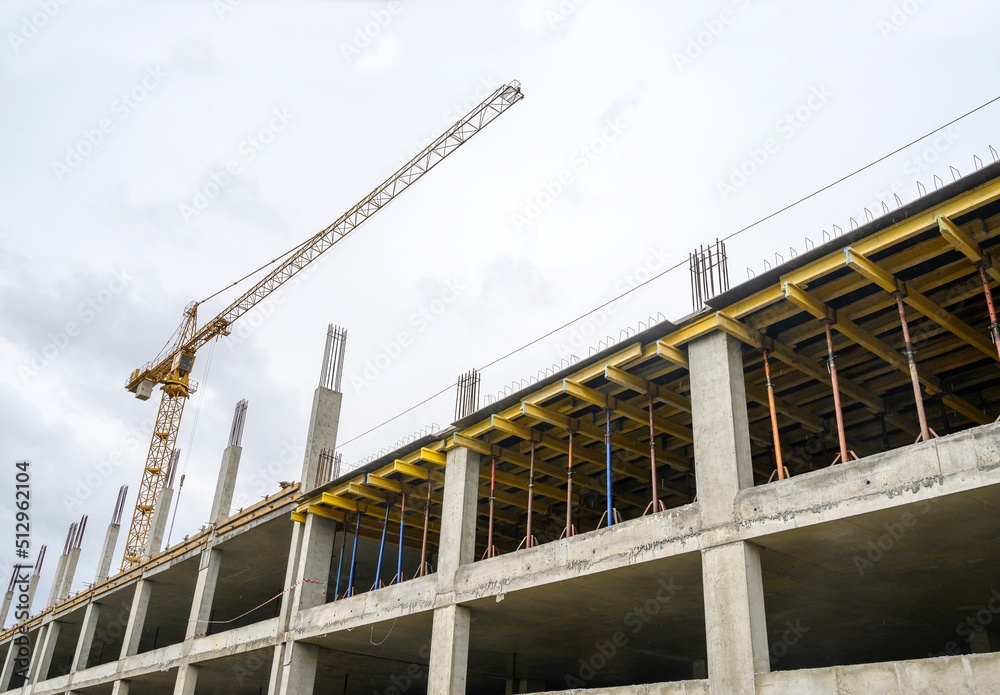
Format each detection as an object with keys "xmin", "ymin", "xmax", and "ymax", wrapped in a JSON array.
[
  {"xmin": 690, "ymin": 330, "xmax": 769, "ymax": 695},
  {"xmin": 427, "ymin": 445, "xmax": 480, "ymax": 694}
]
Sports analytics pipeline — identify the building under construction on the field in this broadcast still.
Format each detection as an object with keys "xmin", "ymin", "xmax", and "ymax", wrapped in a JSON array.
[{"xmin": 5, "ymin": 125, "xmax": 1000, "ymax": 692}]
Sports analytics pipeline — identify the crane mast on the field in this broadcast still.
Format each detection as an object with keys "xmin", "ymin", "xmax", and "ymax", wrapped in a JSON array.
[{"xmin": 120, "ymin": 81, "xmax": 523, "ymax": 570}]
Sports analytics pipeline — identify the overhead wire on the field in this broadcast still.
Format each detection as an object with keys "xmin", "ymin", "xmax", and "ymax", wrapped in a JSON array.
[{"xmin": 336, "ymin": 91, "xmax": 1000, "ymax": 451}]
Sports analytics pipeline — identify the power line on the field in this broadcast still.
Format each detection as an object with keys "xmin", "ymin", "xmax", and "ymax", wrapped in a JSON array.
[{"xmin": 338, "ymin": 91, "xmax": 1000, "ymax": 451}]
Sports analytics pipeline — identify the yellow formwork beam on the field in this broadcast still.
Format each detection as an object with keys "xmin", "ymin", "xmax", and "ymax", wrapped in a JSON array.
[
  {"xmin": 783, "ymin": 282, "xmax": 988, "ymax": 425},
  {"xmin": 520, "ymin": 401, "xmax": 688, "ymax": 473},
  {"xmin": 491, "ymin": 414, "xmax": 605, "ymax": 467},
  {"xmin": 844, "ymin": 247, "xmax": 997, "ymax": 362},
  {"xmin": 604, "ymin": 365, "xmax": 692, "ymax": 413},
  {"xmin": 560, "ymin": 379, "xmax": 693, "ymax": 443},
  {"xmin": 939, "ymin": 215, "xmax": 1000, "ymax": 283},
  {"xmin": 455, "ymin": 343, "xmax": 644, "ymax": 442},
  {"xmin": 449, "ymin": 433, "xmax": 648, "ymax": 508}
]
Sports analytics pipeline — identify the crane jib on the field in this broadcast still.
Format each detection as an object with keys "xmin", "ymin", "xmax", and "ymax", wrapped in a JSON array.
[
  {"xmin": 126, "ymin": 81, "xmax": 523, "ymax": 393},
  {"xmin": 119, "ymin": 80, "xmax": 523, "ymax": 571}
]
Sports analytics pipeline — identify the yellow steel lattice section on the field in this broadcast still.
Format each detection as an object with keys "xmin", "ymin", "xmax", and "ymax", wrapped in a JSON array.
[{"xmin": 121, "ymin": 387, "xmax": 186, "ymax": 569}]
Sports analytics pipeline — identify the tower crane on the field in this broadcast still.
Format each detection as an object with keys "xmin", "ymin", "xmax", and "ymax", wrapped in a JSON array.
[{"xmin": 120, "ymin": 81, "xmax": 524, "ymax": 570}]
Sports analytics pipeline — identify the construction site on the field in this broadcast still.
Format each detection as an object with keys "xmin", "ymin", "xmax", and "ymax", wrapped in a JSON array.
[{"xmin": 4, "ymin": 80, "xmax": 1000, "ymax": 695}]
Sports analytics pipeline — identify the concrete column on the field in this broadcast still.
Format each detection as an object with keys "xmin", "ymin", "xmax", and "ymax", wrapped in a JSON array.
[
  {"xmin": 289, "ymin": 514, "xmax": 335, "ymax": 615},
  {"xmin": 145, "ymin": 486, "xmax": 174, "ymax": 559},
  {"xmin": 425, "ymin": 446, "xmax": 480, "ymax": 694},
  {"xmin": 210, "ymin": 444, "xmax": 243, "ymax": 524},
  {"xmin": 26, "ymin": 573, "xmax": 40, "ymax": 614},
  {"xmin": 274, "ymin": 641, "xmax": 319, "ymax": 695},
  {"xmin": 276, "ymin": 522, "xmax": 304, "ymax": 627},
  {"xmin": 690, "ymin": 330, "xmax": 755, "ymax": 527},
  {"xmin": 72, "ymin": 603, "xmax": 101, "ymax": 672},
  {"xmin": 702, "ymin": 542, "xmax": 769, "ymax": 694},
  {"xmin": 111, "ymin": 679, "xmax": 130, "ymax": 694},
  {"xmin": 301, "ymin": 388, "xmax": 343, "ymax": 493},
  {"xmin": 185, "ymin": 548, "xmax": 222, "ymax": 640},
  {"xmin": 95, "ymin": 524, "xmax": 121, "ymax": 584},
  {"xmin": 269, "ymin": 523, "xmax": 304, "ymax": 690},
  {"xmin": 57, "ymin": 548, "xmax": 82, "ymax": 602},
  {"xmin": 29, "ymin": 621, "xmax": 60, "ymax": 683},
  {"xmin": 173, "ymin": 664, "xmax": 198, "ymax": 694},
  {"xmin": 691, "ymin": 331, "xmax": 768, "ymax": 695},
  {"xmin": 0, "ymin": 590, "xmax": 12, "ymax": 629},
  {"xmin": 427, "ymin": 604, "xmax": 471, "ymax": 695},
  {"xmin": 119, "ymin": 580, "xmax": 152, "ymax": 658},
  {"xmin": 436, "ymin": 446, "xmax": 481, "ymax": 590},
  {"xmin": 0, "ymin": 633, "xmax": 24, "ymax": 690},
  {"xmin": 46, "ymin": 554, "xmax": 68, "ymax": 608}
]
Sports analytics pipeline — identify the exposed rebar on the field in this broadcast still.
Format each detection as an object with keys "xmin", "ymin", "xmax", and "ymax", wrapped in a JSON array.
[
  {"xmin": 454, "ymin": 369, "xmax": 481, "ymax": 421},
  {"xmin": 689, "ymin": 238, "xmax": 731, "ymax": 312},
  {"xmin": 319, "ymin": 324, "xmax": 348, "ymax": 392},
  {"xmin": 112, "ymin": 486, "xmax": 129, "ymax": 526},
  {"xmin": 228, "ymin": 399, "xmax": 249, "ymax": 447}
]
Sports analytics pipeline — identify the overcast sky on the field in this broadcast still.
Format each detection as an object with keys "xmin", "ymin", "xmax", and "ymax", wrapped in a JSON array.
[{"xmin": 2, "ymin": 0, "xmax": 999, "ymax": 615}]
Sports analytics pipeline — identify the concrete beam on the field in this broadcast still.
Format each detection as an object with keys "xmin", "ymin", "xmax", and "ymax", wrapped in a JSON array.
[
  {"xmin": 210, "ymin": 444, "xmax": 243, "ymax": 525},
  {"xmin": 302, "ymin": 387, "xmax": 343, "ymax": 493}
]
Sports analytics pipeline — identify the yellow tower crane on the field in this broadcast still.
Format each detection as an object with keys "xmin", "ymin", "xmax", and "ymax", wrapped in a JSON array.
[{"xmin": 120, "ymin": 81, "xmax": 524, "ymax": 570}]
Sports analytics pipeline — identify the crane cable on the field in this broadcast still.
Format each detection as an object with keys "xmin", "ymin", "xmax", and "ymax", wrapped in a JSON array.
[{"xmin": 198, "ymin": 235, "xmax": 315, "ymax": 305}]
